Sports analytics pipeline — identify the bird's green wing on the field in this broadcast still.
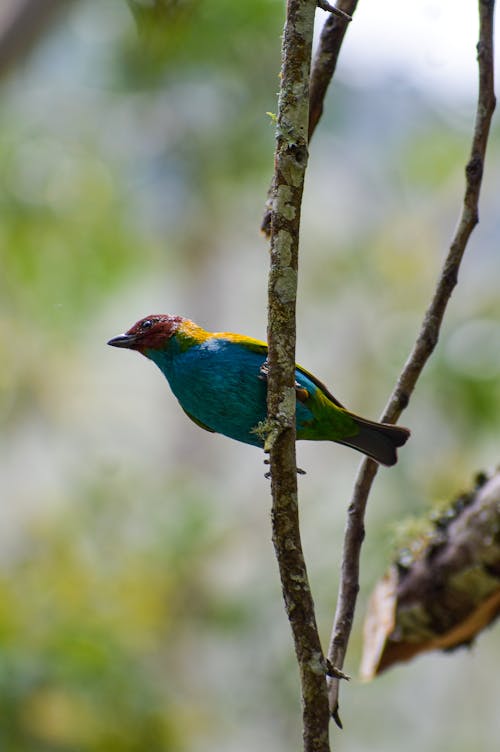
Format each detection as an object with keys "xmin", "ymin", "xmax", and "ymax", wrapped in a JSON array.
[
  {"xmin": 220, "ymin": 333, "xmax": 344, "ymax": 409},
  {"xmin": 295, "ymin": 363, "xmax": 346, "ymax": 408},
  {"xmin": 181, "ymin": 406, "xmax": 216, "ymax": 433},
  {"xmin": 216, "ymin": 332, "xmax": 345, "ymax": 410}
]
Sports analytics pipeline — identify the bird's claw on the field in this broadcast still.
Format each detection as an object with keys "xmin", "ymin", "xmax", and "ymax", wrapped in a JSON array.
[{"xmin": 263, "ymin": 457, "xmax": 306, "ymax": 477}]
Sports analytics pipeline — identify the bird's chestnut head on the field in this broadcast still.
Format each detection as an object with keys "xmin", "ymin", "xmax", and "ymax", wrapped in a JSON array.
[{"xmin": 107, "ymin": 314, "xmax": 183, "ymax": 353}]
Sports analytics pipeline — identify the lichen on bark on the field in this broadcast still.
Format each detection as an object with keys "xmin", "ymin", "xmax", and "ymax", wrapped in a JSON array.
[{"xmin": 265, "ymin": 2, "xmax": 331, "ymax": 751}]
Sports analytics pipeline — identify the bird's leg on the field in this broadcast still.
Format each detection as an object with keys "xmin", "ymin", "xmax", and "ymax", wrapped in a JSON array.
[
  {"xmin": 263, "ymin": 453, "xmax": 306, "ymax": 478},
  {"xmin": 259, "ymin": 361, "xmax": 307, "ymax": 475},
  {"xmin": 259, "ymin": 361, "xmax": 309, "ymax": 405}
]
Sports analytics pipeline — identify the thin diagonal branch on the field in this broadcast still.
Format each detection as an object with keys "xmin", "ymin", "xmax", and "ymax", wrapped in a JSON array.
[
  {"xmin": 266, "ymin": 2, "xmax": 331, "ymax": 750},
  {"xmin": 327, "ymin": 0, "xmax": 496, "ymax": 720}
]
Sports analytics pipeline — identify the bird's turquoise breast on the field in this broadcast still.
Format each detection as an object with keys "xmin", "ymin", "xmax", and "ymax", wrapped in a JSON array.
[{"xmin": 146, "ymin": 337, "xmax": 316, "ymax": 447}]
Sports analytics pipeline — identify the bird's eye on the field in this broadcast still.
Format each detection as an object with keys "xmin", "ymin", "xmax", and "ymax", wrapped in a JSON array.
[{"xmin": 141, "ymin": 319, "xmax": 153, "ymax": 330}]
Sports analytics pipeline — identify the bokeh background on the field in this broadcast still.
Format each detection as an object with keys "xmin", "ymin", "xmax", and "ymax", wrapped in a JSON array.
[{"xmin": 1, "ymin": 1, "xmax": 500, "ymax": 750}]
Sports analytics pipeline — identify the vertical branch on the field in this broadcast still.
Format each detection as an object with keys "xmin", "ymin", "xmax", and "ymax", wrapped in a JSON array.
[
  {"xmin": 266, "ymin": 2, "xmax": 331, "ymax": 750},
  {"xmin": 327, "ymin": 0, "xmax": 496, "ymax": 720}
]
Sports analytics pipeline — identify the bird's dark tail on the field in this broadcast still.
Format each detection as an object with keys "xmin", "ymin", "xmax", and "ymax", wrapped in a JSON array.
[{"xmin": 338, "ymin": 415, "xmax": 410, "ymax": 466}]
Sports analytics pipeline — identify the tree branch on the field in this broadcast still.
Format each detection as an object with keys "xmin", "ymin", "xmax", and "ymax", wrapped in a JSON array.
[
  {"xmin": 0, "ymin": 0, "xmax": 75, "ymax": 80},
  {"xmin": 316, "ymin": 1, "xmax": 353, "ymax": 24},
  {"xmin": 261, "ymin": 0, "xmax": 358, "ymax": 238},
  {"xmin": 327, "ymin": 0, "xmax": 496, "ymax": 720},
  {"xmin": 308, "ymin": 0, "xmax": 358, "ymax": 140},
  {"xmin": 361, "ymin": 469, "xmax": 500, "ymax": 678},
  {"xmin": 266, "ymin": 2, "xmax": 331, "ymax": 750}
]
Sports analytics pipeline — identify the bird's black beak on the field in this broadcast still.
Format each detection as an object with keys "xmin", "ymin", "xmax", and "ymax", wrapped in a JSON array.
[{"xmin": 107, "ymin": 333, "xmax": 137, "ymax": 349}]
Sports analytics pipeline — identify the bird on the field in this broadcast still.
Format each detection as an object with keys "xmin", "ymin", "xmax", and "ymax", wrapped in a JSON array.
[{"xmin": 108, "ymin": 315, "xmax": 410, "ymax": 466}]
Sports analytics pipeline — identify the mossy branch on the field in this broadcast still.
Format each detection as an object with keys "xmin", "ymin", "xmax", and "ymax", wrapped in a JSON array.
[
  {"xmin": 266, "ymin": 2, "xmax": 331, "ymax": 750},
  {"xmin": 361, "ymin": 469, "xmax": 500, "ymax": 678}
]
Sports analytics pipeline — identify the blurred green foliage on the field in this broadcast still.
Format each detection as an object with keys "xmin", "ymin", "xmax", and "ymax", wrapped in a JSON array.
[
  {"xmin": 125, "ymin": 0, "xmax": 280, "ymax": 74},
  {"xmin": 0, "ymin": 471, "xmax": 255, "ymax": 751},
  {"xmin": 0, "ymin": 131, "xmax": 142, "ymax": 331}
]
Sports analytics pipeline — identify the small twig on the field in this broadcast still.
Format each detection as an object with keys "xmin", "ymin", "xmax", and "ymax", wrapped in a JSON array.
[
  {"xmin": 316, "ymin": 0, "xmax": 352, "ymax": 22},
  {"xmin": 326, "ymin": 660, "xmax": 351, "ymax": 681},
  {"xmin": 327, "ymin": 0, "xmax": 496, "ymax": 720},
  {"xmin": 266, "ymin": 1, "xmax": 331, "ymax": 750}
]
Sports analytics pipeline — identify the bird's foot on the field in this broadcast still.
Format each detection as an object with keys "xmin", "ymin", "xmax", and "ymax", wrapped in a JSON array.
[{"xmin": 263, "ymin": 457, "xmax": 306, "ymax": 478}]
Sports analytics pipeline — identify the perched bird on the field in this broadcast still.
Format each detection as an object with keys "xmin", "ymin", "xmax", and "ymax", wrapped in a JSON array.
[{"xmin": 108, "ymin": 315, "xmax": 410, "ymax": 466}]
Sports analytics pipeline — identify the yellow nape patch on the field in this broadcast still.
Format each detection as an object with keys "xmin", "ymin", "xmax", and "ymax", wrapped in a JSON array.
[
  {"xmin": 216, "ymin": 332, "xmax": 268, "ymax": 353},
  {"xmin": 177, "ymin": 322, "xmax": 268, "ymax": 354},
  {"xmin": 177, "ymin": 319, "xmax": 213, "ymax": 349}
]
